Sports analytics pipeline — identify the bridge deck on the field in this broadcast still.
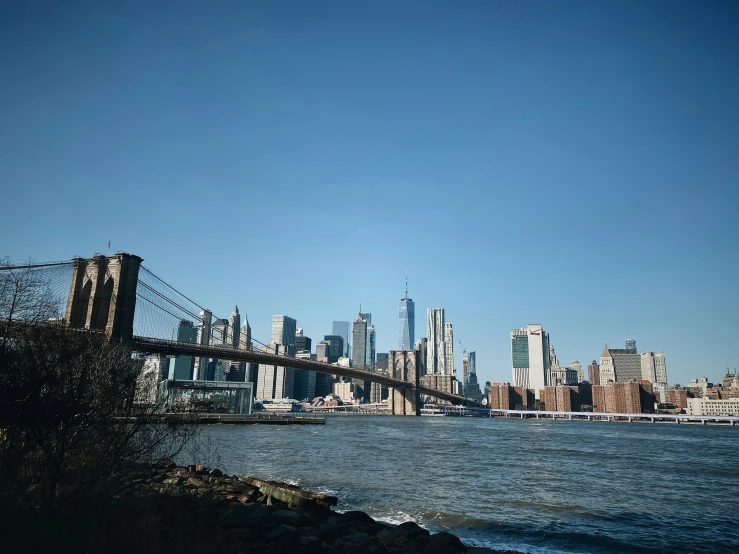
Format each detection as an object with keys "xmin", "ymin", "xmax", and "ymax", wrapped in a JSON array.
[{"xmin": 130, "ymin": 336, "xmax": 470, "ymax": 405}]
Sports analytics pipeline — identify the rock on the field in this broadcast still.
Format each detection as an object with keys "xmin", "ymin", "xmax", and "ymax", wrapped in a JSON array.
[
  {"xmin": 208, "ymin": 468, "xmax": 223, "ymax": 476},
  {"xmin": 163, "ymin": 477, "xmax": 183, "ymax": 486},
  {"xmin": 341, "ymin": 511, "xmax": 386, "ymax": 535},
  {"xmin": 423, "ymin": 532, "xmax": 467, "ymax": 554},
  {"xmin": 273, "ymin": 509, "xmax": 308, "ymax": 525},
  {"xmin": 376, "ymin": 521, "xmax": 430, "ymax": 551}
]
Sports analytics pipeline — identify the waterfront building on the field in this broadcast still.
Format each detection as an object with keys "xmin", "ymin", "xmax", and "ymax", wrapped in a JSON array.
[
  {"xmin": 332, "ymin": 321, "xmax": 351, "ymax": 357},
  {"xmin": 664, "ymin": 387, "xmax": 688, "ymax": 409},
  {"xmin": 351, "ymin": 317, "xmax": 368, "ymax": 369},
  {"xmin": 511, "ymin": 324, "xmax": 551, "ymax": 398},
  {"xmin": 541, "ymin": 386, "xmax": 580, "ymax": 412},
  {"xmin": 590, "ymin": 382, "xmax": 655, "ymax": 414},
  {"xmin": 169, "ymin": 320, "xmax": 198, "ymax": 380},
  {"xmin": 256, "ymin": 342, "xmax": 296, "ymax": 399},
  {"xmin": 571, "ymin": 361, "xmax": 584, "ymax": 383},
  {"xmin": 333, "ymin": 382, "xmax": 355, "ymax": 403},
  {"xmin": 489, "ymin": 383, "xmax": 535, "ymax": 410},
  {"xmin": 427, "ymin": 309, "xmax": 447, "ymax": 375},
  {"xmin": 271, "ymin": 315, "xmax": 297, "ymax": 346},
  {"xmin": 444, "ymin": 323, "xmax": 454, "ymax": 376},
  {"xmin": 295, "ymin": 328, "xmax": 312, "ymax": 354},
  {"xmin": 686, "ymin": 377, "xmax": 712, "ymax": 396},
  {"xmin": 228, "ymin": 305, "xmax": 241, "ymax": 348},
  {"xmin": 588, "ymin": 360, "xmax": 600, "ymax": 384},
  {"xmin": 398, "ymin": 274, "xmax": 415, "ymax": 350},
  {"xmin": 723, "ymin": 372, "xmax": 739, "ymax": 390},
  {"xmin": 685, "ymin": 397, "xmax": 739, "ymax": 416}
]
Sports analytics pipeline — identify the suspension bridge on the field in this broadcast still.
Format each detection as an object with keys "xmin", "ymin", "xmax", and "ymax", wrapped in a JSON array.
[{"xmin": 0, "ymin": 252, "xmax": 472, "ymax": 415}]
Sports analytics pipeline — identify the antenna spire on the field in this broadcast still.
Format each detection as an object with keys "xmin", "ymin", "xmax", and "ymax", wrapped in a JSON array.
[{"xmin": 405, "ymin": 271, "xmax": 408, "ymax": 298}]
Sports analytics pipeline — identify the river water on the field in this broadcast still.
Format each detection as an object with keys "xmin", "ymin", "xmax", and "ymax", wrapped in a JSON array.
[{"xmin": 195, "ymin": 415, "xmax": 739, "ymax": 554}]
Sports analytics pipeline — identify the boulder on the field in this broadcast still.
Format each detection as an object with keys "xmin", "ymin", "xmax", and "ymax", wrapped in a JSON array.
[{"xmin": 423, "ymin": 532, "xmax": 467, "ymax": 554}]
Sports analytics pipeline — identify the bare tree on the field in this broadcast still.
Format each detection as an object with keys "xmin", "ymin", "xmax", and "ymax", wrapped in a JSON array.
[{"xmin": 0, "ymin": 259, "xmax": 196, "ymax": 505}]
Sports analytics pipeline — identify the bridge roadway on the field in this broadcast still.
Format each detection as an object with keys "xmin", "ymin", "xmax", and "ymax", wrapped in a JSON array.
[{"xmin": 129, "ymin": 336, "xmax": 470, "ymax": 406}]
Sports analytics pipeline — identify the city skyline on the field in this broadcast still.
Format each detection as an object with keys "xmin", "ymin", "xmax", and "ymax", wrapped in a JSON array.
[{"xmin": 1, "ymin": 2, "xmax": 737, "ymax": 388}]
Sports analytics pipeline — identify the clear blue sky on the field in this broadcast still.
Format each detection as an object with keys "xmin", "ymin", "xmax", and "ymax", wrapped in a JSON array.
[{"xmin": 2, "ymin": 1, "xmax": 738, "ymax": 387}]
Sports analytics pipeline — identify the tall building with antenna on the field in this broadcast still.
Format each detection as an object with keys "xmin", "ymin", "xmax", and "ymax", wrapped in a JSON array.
[{"xmin": 398, "ymin": 272, "xmax": 415, "ymax": 350}]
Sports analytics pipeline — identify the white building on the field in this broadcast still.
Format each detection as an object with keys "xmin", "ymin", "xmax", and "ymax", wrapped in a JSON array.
[
  {"xmin": 427, "ymin": 308, "xmax": 447, "ymax": 375},
  {"xmin": 686, "ymin": 397, "xmax": 739, "ymax": 416},
  {"xmin": 511, "ymin": 324, "xmax": 550, "ymax": 398},
  {"xmin": 333, "ymin": 381, "xmax": 356, "ymax": 403},
  {"xmin": 570, "ymin": 360, "xmax": 584, "ymax": 383},
  {"xmin": 271, "ymin": 315, "xmax": 296, "ymax": 346},
  {"xmin": 599, "ymin": 346, "xmax": 616, "ymax": 384},
  {"xmin": 640, "ymin": 351, "xmax": 667, "ymax": 402}
]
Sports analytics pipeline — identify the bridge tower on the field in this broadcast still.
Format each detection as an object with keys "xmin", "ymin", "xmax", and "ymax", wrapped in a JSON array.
[
  {"xmin": 64, "ymin": 253, "xmax": 143, "ymax": 340},
  {"xmin": 388, "ymin": 349, "xmax": 420, "ymax": 416}
]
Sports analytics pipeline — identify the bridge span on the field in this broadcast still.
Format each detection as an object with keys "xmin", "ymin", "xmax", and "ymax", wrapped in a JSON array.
[{"xmin": 2, "ymin": 253, "xmax": 473, "ymax": 414}]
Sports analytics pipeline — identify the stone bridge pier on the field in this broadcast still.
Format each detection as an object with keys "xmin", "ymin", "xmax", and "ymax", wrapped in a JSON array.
[
  {"xmin": 387, "ymin": 349, "xmax": 420, "ymax": 416},
  {"xmin": 64, "ymin": 253, "xmax": 143, "ymax": 340}
]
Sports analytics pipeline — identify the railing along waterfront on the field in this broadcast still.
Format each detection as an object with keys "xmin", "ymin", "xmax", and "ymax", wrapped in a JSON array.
[{"xmin": 421, "ymin": 406, "xmax": 739, "ymax": 425}]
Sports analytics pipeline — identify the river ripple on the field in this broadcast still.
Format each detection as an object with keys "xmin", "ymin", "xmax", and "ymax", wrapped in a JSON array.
[{"xmin": 195, "ymin": 415, "xmax": 739, "ymax": 554}]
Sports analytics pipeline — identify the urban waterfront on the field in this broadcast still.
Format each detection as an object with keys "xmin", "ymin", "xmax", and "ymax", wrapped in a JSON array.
[{"xmin": 197, "ymin": 415, "xmax": 739, "ymax": 554}]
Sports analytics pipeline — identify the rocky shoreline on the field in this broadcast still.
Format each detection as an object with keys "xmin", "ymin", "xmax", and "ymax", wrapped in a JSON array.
[{"xmin": 111, "ymin": 460, "xmax": 523, "ymax": 554}]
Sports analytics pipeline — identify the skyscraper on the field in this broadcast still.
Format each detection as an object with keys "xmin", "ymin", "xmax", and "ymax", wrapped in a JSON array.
[
  {"xmin": 599, "ymin": 341, "xmax": 642, "ymax": 384},
  {"xmin": 323, "ymin": 335, "xmax": 344, "ymax": 362},
  {"xmin": 169, "ymin": 320, "xmax": 198, "ymax": 380},
  {"xmin": 228, "ymin": 305, "xmax": 241, "ymax": 348},
  {"xmin": 351, "ymin": 317, "xmax": 368, "ymax": 369},
  {"xmin": 295, "ymin": 328, "xmax": 312, "ymax": 353},
  {"xmin": 238, "ymin": 314, "xmax": 252, "ymax": 350},
  {"xmin": 332, "ymin": 321, "xmax": 350, "ymax": 357},
  {"xmin": 511, "ymin": 324, "xmax": 551, "ymax": 398},
  {"xmin": 641, "ymin": 351, "xmax": 667, "ymax": 400},
  {"xmin": 194, "ymin": 308, "xmax": 212, "ymax": 380},
  {"xmin": 211, "ymin": 318, "xmax": 229, "ymax": 346},
  {"xmin": 256, "ymin": 342, "xmax": 296, "ymax": 399},
  {"xmin": 366, "ymin": 324, "xmax": 376, "ymax": 371},
  {"xmin": 271, "ymin": 315, "xmax": 296, "ymax": 347},
  {"xmin": 464, "ymin": 351, "xmax": 483, "ymax": 401},
  {"xmin": 414, "ymin": 338, "xmax": 428, "ymax": 377},
  {"xmin": 444, "ymin": 323, "xmax": 454, "ymax": 376},
  {"xmin": 427, "ymin": 308, "xmax": 446, "ymax": 375},
  {"xmin": 398, "ymin": 273, "xmax": 415, "ymax": 350}
]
